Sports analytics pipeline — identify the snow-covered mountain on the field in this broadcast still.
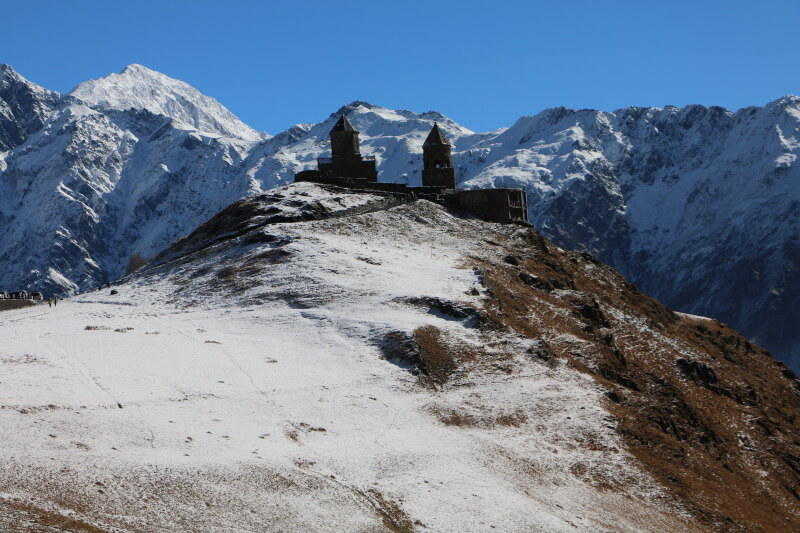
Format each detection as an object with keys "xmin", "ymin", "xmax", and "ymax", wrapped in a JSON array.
[
  {"xmin": 69, "ymin": 64, "xmax": 264, "ymax": 141},
  {"xmin": 0, "ymin": 64, "xmax": 798, "ymax": 371},
  {"xmin": 2, "ymin": 183, "xmax": 798, "ymax": 531}
]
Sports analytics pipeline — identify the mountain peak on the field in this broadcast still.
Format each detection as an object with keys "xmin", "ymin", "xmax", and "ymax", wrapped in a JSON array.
[
  {"xmin": 331, "ymin": 100, "xmax": 380, "ymax": 118},
  {"xmin": 0, "ymin": 63, "xmax": 25, "ymax": 81},
  {"xmin": 0, "ymin": 63, "xmax": 14, "ymax": 79},
  {"xmin": 0, "ymin": 64, "xmax": 61, "ymax": 151},
  {"xmin": 772, "ymin": 94, "xmax": 800, "ymax": 109},
  {"xmin": 0, "ymin": 64, "xmax": 55, "ymax": 96},
  {"xmin": 120, "ymin": 63, "xmax": 157, "ymax": 75},
  {"xmin": 69, "ymin": 64, "xmax": 263, "ymax": 141},
  {"xmin": 346, "ymin": 100, "xmax": 379, "ymax": 110}
]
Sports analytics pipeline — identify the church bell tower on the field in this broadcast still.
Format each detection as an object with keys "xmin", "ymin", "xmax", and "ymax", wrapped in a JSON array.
[
  {"xmin": 422, "ymin": 123, "xmax": 456, "ymax": 188},
  {"xmin": 330, "ymin": 115, "xmax": 361, "ymax": 158},
  {"xmin": 307, "ymin": 114, "xmax": 378, "ymax": 182}
]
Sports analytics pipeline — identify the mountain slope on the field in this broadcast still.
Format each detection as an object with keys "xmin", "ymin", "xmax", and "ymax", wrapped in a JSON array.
[
  {"xmin": 1, "ymin": 183, "xmax": 797, "ymax": 531},
  {"xmin": 0, "ymin": 64, "xmax": 798, "ymax": 371}
]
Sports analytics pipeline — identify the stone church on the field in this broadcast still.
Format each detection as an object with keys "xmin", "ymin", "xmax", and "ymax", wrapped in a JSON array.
[{"xmin": 295, "ymin": 116, "xmax": 528, "ymax": 224}]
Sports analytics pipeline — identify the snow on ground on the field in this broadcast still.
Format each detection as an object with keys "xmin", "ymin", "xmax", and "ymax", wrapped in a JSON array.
[{"xmin": 0, "ymin": 189, "xmax": 692, "ymax": 531}]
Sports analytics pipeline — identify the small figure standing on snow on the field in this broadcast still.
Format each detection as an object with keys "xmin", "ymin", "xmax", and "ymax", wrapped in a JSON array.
[
  {"xmin": 48, "ymin": 298, "xmax": 52, "ymax": 308},
  {"xmin": 54, "ymin": 297, "xmax": 58, "ymax": 307}
]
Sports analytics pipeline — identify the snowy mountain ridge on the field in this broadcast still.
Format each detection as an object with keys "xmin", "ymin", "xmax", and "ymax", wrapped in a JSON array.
[{"xmin": 0, "ymin": 63, "xmax": 798, "ymax": 370}]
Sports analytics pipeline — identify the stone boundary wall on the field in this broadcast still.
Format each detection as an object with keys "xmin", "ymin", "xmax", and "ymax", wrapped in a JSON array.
[
  {"xmin": 294, "ymin": 175, "xmax": 529, "ymax": 224},
  {"xmin": 0, "ymin": 299, "xmax": 37, "ymax": 311}
]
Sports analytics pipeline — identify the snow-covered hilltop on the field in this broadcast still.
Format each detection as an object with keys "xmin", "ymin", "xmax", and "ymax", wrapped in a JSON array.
[
  {"xmin": 1, "ymin": 183, "xmax": 798, "ymax": 531},
  {"xmin": 0, "ymin": 63, "xmax": 798, "ymax": 370}
]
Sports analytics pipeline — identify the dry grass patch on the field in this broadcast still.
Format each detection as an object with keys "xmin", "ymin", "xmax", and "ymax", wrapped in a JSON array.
[
  {"xmin": 381, "ymin": 326, "xmax": 481, "ymax": 386},
  {"xmin": 0, "ymin": 498, "xmax": 109, "ymax": 533},
  {"xmin": 367, "ymin": 489, "xmax": 416, "ymax": 533},
  {"xmin": 434, "ymin": 407, "xmax": 528, "ymax": 428},
  {"xmin": 413, "ymin": 326, "xmax": 458, "ymax": 385}
]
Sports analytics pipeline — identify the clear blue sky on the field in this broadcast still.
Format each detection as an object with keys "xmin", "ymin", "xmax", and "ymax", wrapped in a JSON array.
[{"xmin": 2, "ymin": 0, "xmax": 798, "ymax": 134}]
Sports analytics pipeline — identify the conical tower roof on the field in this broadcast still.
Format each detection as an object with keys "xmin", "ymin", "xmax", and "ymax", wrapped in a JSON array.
[
  {"xmin": 423, "ymin": 122, "xmax": 450, "ymax": 146},
  {"xmin": 330, "ymin": 115, "xmax": 357, "ymax": 134}
]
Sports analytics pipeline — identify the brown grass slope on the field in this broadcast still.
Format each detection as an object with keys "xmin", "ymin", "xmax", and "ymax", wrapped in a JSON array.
[
  {"xmin": 466, "ymin": 223, "xmax": 800, "ymax": 532},
  {"xmin": 0, "ymin": 498, "xmax": 108, "ymax": 533}
]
